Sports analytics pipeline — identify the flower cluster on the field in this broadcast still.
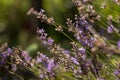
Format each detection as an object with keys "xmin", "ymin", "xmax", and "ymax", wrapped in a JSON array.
[
  {"xmin": 0, "ymin": 43, "xmax": 31, "ymax": 71},
  {"xmin": 27, "ymin": 8, "xmax": 54, "ymax": 24},
  {"xmin": 0, "ymin": 0, "xmax": 120, "ymax": 80},
  {"xmin": 0, "ymin": 43, "xmax": 36, "ymax": 80},
  {"xmin": 35, "ymin": 28, "xmax": 104, "ymax": 79}
]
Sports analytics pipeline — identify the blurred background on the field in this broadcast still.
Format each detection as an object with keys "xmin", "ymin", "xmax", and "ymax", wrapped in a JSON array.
[{"xmin": 0, "ymin": 0, "xmax": 76, "ymax": 53}]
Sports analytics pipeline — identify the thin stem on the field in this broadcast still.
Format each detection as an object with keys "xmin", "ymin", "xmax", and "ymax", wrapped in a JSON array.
[
  {"xmin": 52, "ymin": 23, "xmax": 76, "ymax": 43},
  {"xmin": 54, "ymin": 22, "xmax": 68, "ymax": 30},
  {"xmin": 9, "ymin": 71, "xmax": 24, "ymax": 80}
]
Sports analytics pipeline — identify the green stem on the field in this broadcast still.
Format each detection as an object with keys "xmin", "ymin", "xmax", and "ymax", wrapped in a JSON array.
[{"xmin": 9, "ymin": 71, "xmax": 24, "ymax": 80}]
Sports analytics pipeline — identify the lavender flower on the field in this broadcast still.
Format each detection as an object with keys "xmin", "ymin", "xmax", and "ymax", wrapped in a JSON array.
[
  {"xmin": 37, "ymin": 57, "xmax": 42, "ymax": 63},
  {"xmin": 11, "ymin": 64, "xmax": 17, "ymax": 71},
  {"xmin": 22, "ymin": 51, "xmax": 31, "ymax": 63},
  {"xmin": 37, "ymin": 28, "xmax": 47, "ymax": 40},
  {"xmin": 117, "ymin": 40, "xmax": 120, "ymax": 49},
  {"xmin": 0, "ymin": 53, "xmax": 6, "ymax": 65},
  {"xmin": 78, "ymin": 47, "xmax": 85, "ymax": 54},
  {"xmin": 114, "ymin": 70, "xmax": 120, "ymax": 75},
  {"xmin": 36, "ymin": 52, "xmax": 49, "ymax": 64},
  {"xmin": 27, "ymin": 8, "xmax": 54, "ymax": 24},
  {"xmin": 6, "ymin": 48, "xmax": 12, "ymax": 55},
  {"xmin": 107, "ymin": 24, "xmax": 119, "ymax": 33},
  {"xmin": 37, "ymin": 28, "xmax": 55, "ymax": 48},
  {"xmin": 63, "ymin": 50, "xmax": 70, "ymax": 58},
  {"xmin": 70, "ymin": 57, "xmax": 79, "ymax": 65},
  {"xmin": 0, "ymin": 44, "xmax": 32, "ymax": 73},
  {"xmin": 47, "ymin": 59, "xmax": 55, "ymax": 72},
  {"xmin": 47, "ymin": 37, "xmax": 54, "ymax": 45},
  {"xmin": 107, "ymin": 25, "xmax": 114, "ymax": 33},
  {"xmin": 72, "ymin": 15, "xmax": 97, "ymax": 48},
  {"xmin": 39, "ymin": 74, "xmax": 44, "ymax": 79}
]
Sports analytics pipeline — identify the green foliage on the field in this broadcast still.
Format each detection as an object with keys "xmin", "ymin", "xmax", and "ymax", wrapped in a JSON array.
[
  {"xmin": 0, "ymin": 0, "xmax": 31, "ymax": 46},
  {"xmin": 93, "ymin": 0, "xmax": 120, "ymax": 23},
  {"xmin": 43, "ymin": 0, "xmax": 76, "ymax": 24}
]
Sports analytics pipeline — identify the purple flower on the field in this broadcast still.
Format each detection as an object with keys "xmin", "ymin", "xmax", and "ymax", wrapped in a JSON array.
[
  {"xmin": 0, "ymin": 53, "xmax": 6, "ymax": 64},
  {"xmin": 71, "ymin": 57, "xmax": 79, "ymax": 65},
  {"xmin": 37, "ymin": 57, "xmax": 42, "ymax": 63},
  {"xmin": 89, "ymin": 37, "xmax": 96, "ymax": 47},
  {"xmin": 37, "ymin": 28, "xmax": 55, "ymax": 47},
  {"xmin": 37, "ymin": 53, "xmax": 49, "ymax": 63},
  {"xmin": 64, "ymin": 50, "xmax": 70, "ymax": 54},
  {"xmin": 76, "ymin": 31, "xmax": 95, "ymax": 47},
  {"xmin": 74, "ymin": 16, "xmax": 96, "ymax": 47},
  {"xmin": 39, "ymin": 74, "xmax": 44, "ymax": 79},
  {"xmin": 78, "ymin": 47, "xmax": 85, "ymax": 54},
  {"xmin": 117, "ymin": 40, "xmax": 120, "ymax": 49},
  {"xmin": 47, "ymin": 59, "xmax": 55, "ymax": 72},
  {"xmin": 11, "ymin": 64, "xmax": 17, "ymax": 71},
  {"xmin": 6, "ymin": 48, "xmax": 12, "ymax": 55},
  {"xmin": 63, "ymin": 50, "xmax": 70, "ymax": 58},
  {"xmin": 107, "ymin": 25, "xmax": 114, "ymax": 33},
  {"xmin": 22, "ymin": 51, "xmax": 31, "ymax": 62},
  {"xmin": 37, "ymin": 28, "xmax": 47, "ymax": 40},
  {"xmin": 114, "ymin": 70, "xmax": 120, "ymax": 75},
  {"xmin": 75, "ymin": 30, "xmax": 83, "ymax": 41},
  {"xmin": 78, "ymin": 68, "xmax": 82, "ymax": 74},
  {"xmin": 47, "ymin": 37, "xmax": 54, "ymax": 45},
  {"xmin": 40, "ymin": 53, "xmax": 48, "ymax": 60},
  {"xmin": 75, "ymin": 15, "xmax": 89, "ymax": 30}
]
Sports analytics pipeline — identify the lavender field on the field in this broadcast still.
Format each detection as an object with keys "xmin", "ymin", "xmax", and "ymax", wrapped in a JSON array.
[{"xmin": 0, "ymin": 0, "xmax": 120, "ymax": 80}]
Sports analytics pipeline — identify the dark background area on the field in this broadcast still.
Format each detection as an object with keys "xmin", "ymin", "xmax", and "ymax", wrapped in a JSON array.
[{"xmin": 0, "ymin": 0, "xmax": 76, "ymax": 52}]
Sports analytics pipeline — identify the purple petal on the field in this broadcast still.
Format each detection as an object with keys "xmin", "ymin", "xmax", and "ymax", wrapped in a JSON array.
[
  {"xmin": 117, "ymin": 40, "xmax": 120, "ymax": 49},
  {"xmin": 47, "ymin": 59, "xmax": 55, "ymax": 72},
  {"xmin": 71, "ymin": 57, "xmax": 79, "ymax": 65}
]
